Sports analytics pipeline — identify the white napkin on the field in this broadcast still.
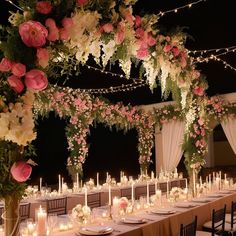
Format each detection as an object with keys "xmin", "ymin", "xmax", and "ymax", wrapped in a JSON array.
[
  {"xmin": 191, "ymin": 198, "xmax": 210, "ymax": 203},
  {"xmin": 83, "ymin": 226, "xmax": 111, "ymax": 233},
  {"xmin": 122, "ymin": 216, "xmax": 144, "ymax": 223},
  {"xmin": 175, "ymin": 202, "xmax": 195, "ymax": 208},
  {"xmin": 151, "ymin": 208, "xmax": 175, "ymax": 214}
]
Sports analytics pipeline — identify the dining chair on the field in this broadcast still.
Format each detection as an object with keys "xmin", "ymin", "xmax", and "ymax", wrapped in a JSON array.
[
  {"xmin": 20, "ymin": 203, "xmax": 31, "ymax": 221},
  {"xmin": 224, "ymin": 201, "xmax": 236, "ymax": 235},
  {"xmin": 197, "ymin": 204, "xmax": 226, "ymax": 236},
  {"xmin": 46, "ymin": 197, "xmax": 67, "ymax": 215},
  {"xmin": 180, "ymin": 216, "xmax": 197, "ymax": 236}
]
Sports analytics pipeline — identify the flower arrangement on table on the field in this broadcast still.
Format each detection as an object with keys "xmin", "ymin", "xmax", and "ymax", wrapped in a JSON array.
[
  {"xmin": 71, "ymin": 204, "xmax": 91, "ymax": 224},
  {"xmin": 169, "ymin": 187, "xmax": 186, "ymax": 202}
]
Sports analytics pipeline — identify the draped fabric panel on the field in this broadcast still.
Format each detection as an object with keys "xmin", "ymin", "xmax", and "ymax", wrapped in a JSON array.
[
  {"xmin": 161, "ymin": 120, "xmax": 185, "ymax": 172},
  {"xmin": 221, "ymin": 117, "xmax": 236, "ymax": 154}
]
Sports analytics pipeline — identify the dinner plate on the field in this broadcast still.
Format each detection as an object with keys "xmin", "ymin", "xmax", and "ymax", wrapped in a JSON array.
[
  {"xmin": 206, "ymin": 194, "xmax": 224, "ymax": 198},
  {"xmin": 174, "ymin": 202, "xmax": 198, "ymax": 208},
  {"xmin": 150, "ymin": 209, "xmax": 176, "ymax": 215},
  {"xmin": 121, "ymin": 217, "xmax": 147, "ymax": 224},
  {"xmin": 77, "ymin": 226, "xmax": 113, "ymax": 235},
  {"xmin": 191, "ymin": 198, "xmax": 211, "ymax": 203}
]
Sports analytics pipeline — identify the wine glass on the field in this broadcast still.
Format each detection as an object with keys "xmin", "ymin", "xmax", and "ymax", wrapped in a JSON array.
[{"xmin": 47, "ymin": 213, "xmax": 58, "ymax": 233}]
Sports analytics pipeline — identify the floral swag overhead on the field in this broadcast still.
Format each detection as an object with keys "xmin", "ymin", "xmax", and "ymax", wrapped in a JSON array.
[{"xmin": 0, "ymin": 0, "xmax": 209, "ymax": 187}]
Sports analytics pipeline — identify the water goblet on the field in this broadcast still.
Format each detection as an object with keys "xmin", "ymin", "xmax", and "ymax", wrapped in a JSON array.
[{"xmin": 47, "ymin": 213, "xmax": 58, "ymax": 233}]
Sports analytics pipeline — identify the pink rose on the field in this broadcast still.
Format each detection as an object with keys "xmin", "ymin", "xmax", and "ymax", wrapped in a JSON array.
[
  {"xmin": 124, "ymin": 11, "xmax": 134, "ymax": 25},
  {"xmin": 45, "ymin": 18, "xmax": 59, "ymax": 41},
  {"xmin": 136, "ymin": 47, "xmax": 149, "ymax": 60},
  {"xmin": 198, "ymin": 118, "xmax": 204, "ymax": 126},
  {"xmin": 36, "ymin": 1, "xmax": 53, "ymax": 14},
  {"xmin": 163, "ymin": 44, "xmax": 172, "ymax": 53},
  {"xmin": 59, "ymin": 28, "xmax": 70, "ymax": 40},
  {"xmin": 19, "ymin": 20, "xmax": 48, "ymax": 48},
  {"xmin": 172, "ymin": 47, "xmax": 180, "ymax": 57},
  {"xmin": 193, "ymin": 86, "xmax": 204, "ymax": 96},
  {"xmin": 0, "ymin": 58, "xmax": 13, "ymax": 72},
  {"xmin": 135, "ymin": 15, "xmax": 142, "ymax": 28},
  {"xmin": 77, "ymin": 0, "xmax": 88, "ymax": 7},
  {"xmin": 147, "ymin": 34, "xmax": 156, "ymax": 46},
  {"xmin": 11, "ymin": 63, "xmax": 26, "ymax": 77},
  {"xmin": 119, "ymin": 197, "xmax": 128, "ymax": 209},
  {"xmin": 115, "ymin": 30, "xmax": 125, "ymax": 45},
  {"xmin": 37, "ymin": 48, "xmax": 49, "ymax": 68},
  {"xmin": 10, "ymin": 161, "xmax": 32, "ymax": 182},
  {"xmin": 136, "ymin": 28, "xmax": 145, "ymax": 38},
  {"xmin": 102, "ymin": 23, "xmax": 113, "ymax": 33},
  {"xmin": 25, "ymin": 69, "xmax": 48, "ymax": 91},
  {"xmin": 62, "ymin": 17, "xmax": 73, "ymax": 29},
  {"xmin": 7, "ymin": 75, "xmax": 24, "ymax": 93}
]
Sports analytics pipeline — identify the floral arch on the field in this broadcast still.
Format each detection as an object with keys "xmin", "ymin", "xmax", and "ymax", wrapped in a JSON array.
[{"xmin": 34, "ymin": 85, "xmax": 154, "ymax": 176}]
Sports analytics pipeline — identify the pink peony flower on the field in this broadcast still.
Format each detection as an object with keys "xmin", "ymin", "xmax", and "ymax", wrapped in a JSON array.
[
  {"xmin": 163, "ymin": 44, "xmax": 172, "ymax": 53},
  {"xmin": 147, "ymin": 34, "xmax": 156, "ymax": 46},
  {"xmin": 135, "ymin": 15, "xmax": 142, "ymax": 28},
  {"xmin": 37, "ymin": 48, "xmax": 49, "ymax": 68},
  {"xmin": 102, "ymin": 23, "xmax": 113, "ymax": 33},
  {"xmin": 77, "ymin": 0, "xmax": 88, "ymax": 7},
  {"xmin": 11, "ymin": 63, "xmax": 26, "ymax": 77},
  {"xmin": 10, "ymin": 161, "xmax": 32, "ymax": 182},
  {"xmin": 19, "ymin": 20, "xmax": 48, "ymax": 48},
  {"xmin": 7, "ymin": 75, "xmax": 24, "ymax": 93},
  {"xmin": 0, "ymin": 58, "xmax": 13, "ymax": 72},
  {"xmin": 119, "ymin": 197, "xmax": 128, "ymax": 209},
  {"xmin": 198, "ymin": 118, "xmax": 204, "ymax": 126},
  {"xmin": 36, "ymin": 1, "xmax": 53, "ymax": 15},
  {"xmin": 25, "ymin": 69, "xmax": 48, "ymax": 91},
  {"xmin": 45, "ymin": 18, "xmax": 59, "ymax": 41},
  {"xmin": 193, "ymin": 86, "xmax": 204, "ymax": 96}
]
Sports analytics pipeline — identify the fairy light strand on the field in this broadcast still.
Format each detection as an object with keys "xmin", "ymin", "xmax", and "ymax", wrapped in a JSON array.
[
  {"xmin": 158, "ymin": 0, "xmax": 207, "ymax": 17},
  {"xmin": 188, "ymin": 45, "xmax": 236, "ymax": 55}
]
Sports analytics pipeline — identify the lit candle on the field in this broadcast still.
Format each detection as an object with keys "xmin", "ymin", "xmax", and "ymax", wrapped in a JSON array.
[
  {"xmin": 76, "ymin": 173, "xmax": 79, "ymax": 189},
  {"xmin": 62, "ymin": 177, "xmax": 64, "ymax": 191},
  {"xmin": 151, "ymin": 171, "xmax": 154, "ymax": 180},
  {"xmin": 106, "ymin": 172, "xmax": 109, "ymax": 181},
  {"xmin": 27, "ymin": 222, "xmax": 35, "ymax": 234},
  {"xmin": 155, "ymin": 179, "xmax": 157, "ymax": 193},
  {"xmin": 97, "ymin": 172, "xmax": 99, "ymax": 187},
  {"xmin": 58, "ymin": 174, "xmax": 61, "ymax": 194},
  {"xmin": 193, "ymin": 170, "xmax": 196, "ymax": 196},
  {"xmin": 84, "ymin": 186, "xmax": 88, "ymax": 207},
  {"xmin": 185, "ymin": 178, "xmax": 188, "ymax": 189},
  {"xmin": 219, "ymin": 171, "xmax": 222, "ymax": 190},
  {"xmin": 39, "ymin": 177, "xmax": 42, "ymax": 192},
  {"xmin": 37, "ymin": 206, "xmax": 47, "ymax": 236},
  {"xmin": 224, "ymin": 173, "xmax": 227, "ymax": 182},
  {"xmin": 200, "ymin": 176, "xmax": 202, "ymax": 186},
  {"xmin": 146, "ymin": 181, "xmax": 150, "ymax": 205},
  {"xmin": 108, "ymin": 185, "xmax": 111, "ymax": 206},
  {"xmin": 120, "ymin": 171, "xmax": 122, "ymax": 183},
  {"xmin": 166, "ymin": 180, "xmax": 169, "ymax": 198},
  {"xmin": 131, "ymin": 182, "xmax": 135, "ymax": 204}
]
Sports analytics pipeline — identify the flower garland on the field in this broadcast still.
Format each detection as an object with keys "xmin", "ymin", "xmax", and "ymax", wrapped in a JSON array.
[{"xmin": 34, "ymin": 85, "xmax": 154, "ymax": 175}]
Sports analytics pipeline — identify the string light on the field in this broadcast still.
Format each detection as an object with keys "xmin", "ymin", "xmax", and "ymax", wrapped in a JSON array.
[
  {"xmin": 188, "ymin": 45, "xmax": 236, "ymax": 55},
  {"xmin": 158, "ymin": 0, "xmax": 207, "ymax": 17},
  {"xmin": 5, "ymin": 0, "xmax": 24, "ymax": 11}
]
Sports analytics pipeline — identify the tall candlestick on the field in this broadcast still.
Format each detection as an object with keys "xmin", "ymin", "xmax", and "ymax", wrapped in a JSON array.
[
  {"xmin": 84, "ymin": 187, "xmax": 88, "ymax": 207},
  {"xmin": 131, "ymin": 182, "xmax": 135, "ymax": 204},
  {"xmin": 39, "ymin": 177, "xmax": 42, "ymax": 192},
  {"xmin": 200, "ymin": 176, "xmax": 202, "ymax": 186},
  {"xmin": 37, "ymin": 205, "xmax": 47, "ymax": 236},
  {"xmin": 155, "ymin": 180, "xmax": 157, "ymax": 193},
  {"xmin": 146, "ymin": 181, "xmax": 150, "ymax": 205},
  {"xmin": 108, "ymin": 185, "xmax": 111, "ymax": 206},
  {"xmin": 76, "ymin": 173, "xmax": 79, "ymax": 189},
  {"xmin": 58, "ymin": 174, "xmax": 61, "ymax": 194},
  {"xmin": 224, "ymin": 173, "xmax": 227, "ymax": 181},
  {"xmin": 166, "ymin": 180, "xmax": 169, "ymax": 198},
  {"xmin": 185, "ymin": 178, "xmax": 188, "ymax": 189},
  {"xmin": 151, "ymin": 171, "xmax": 154, "ymax": 180},
  {"xmin": 193, "ymin": 170, "xmax": 196, "ymax": 196},
  {"xmin": 97, "ymin": 172, "xmax": 99, "ymax": 187}
]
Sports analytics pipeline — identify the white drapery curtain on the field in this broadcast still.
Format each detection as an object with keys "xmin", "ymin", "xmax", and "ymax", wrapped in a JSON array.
[
  {"xmin": 161, "ymin": 120, "xmax": 185, "ymax": 172},
  {"xmin": 221, "ymin": 117, "xmax": 236, "ymax": 154}
]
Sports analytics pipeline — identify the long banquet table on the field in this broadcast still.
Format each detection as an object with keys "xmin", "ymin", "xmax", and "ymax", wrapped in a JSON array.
[{"xmin": 49, "ymin": 190, "xmax": 235, "ymax": 236}]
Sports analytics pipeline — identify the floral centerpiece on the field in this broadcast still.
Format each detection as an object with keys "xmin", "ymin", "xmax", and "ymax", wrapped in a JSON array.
[{"xmin": 71, "ymin": 204, "xmax": 91, "ymax": 225}]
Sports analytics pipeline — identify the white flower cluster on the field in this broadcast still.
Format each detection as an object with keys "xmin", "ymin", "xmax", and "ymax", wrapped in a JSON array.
[
  {"xmin": 71, "ymin": 204, "xmax": 91, "ymax": 223},
  {"xmin": 0, "ymin": 91, "xmax": 36, "ymax": 146}
]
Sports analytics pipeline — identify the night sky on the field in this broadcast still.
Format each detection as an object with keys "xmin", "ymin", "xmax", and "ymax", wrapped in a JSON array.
[{"xmin": 0, "ymin": 0, "xmax": 235, "ymax": 186}]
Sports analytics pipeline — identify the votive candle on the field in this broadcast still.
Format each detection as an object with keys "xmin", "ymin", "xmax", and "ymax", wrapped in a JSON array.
[
  {"xmin": 37, "ymin": 206, "xmax": 47, "ymax": 236},
  {"xmin": 131, "ymin": 182, "xmax": 135, "ymax": 204},
  {"xmin": 108, "ymin": 185, "xmax": 111, "ymax": 206}
]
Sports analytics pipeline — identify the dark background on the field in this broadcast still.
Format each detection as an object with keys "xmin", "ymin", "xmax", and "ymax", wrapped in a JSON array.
[{"xmin": 0, "ymin": 0, "xmax": 235, "ymax": 186}]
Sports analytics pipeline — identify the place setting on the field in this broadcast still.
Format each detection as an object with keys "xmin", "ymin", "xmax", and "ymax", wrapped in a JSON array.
[{"xmin": 75, "ymin": 225, "xmax": 114, "ymax": 236}]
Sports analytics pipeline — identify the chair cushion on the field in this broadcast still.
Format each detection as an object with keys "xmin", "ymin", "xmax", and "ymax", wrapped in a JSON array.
[
  {"xmin": 224, "ymin": 222, "xmax": 236, "ymax": 232},
  {"xmin": 196, "ymin": 230, "xmax": 211, "ymax": 236},
  {"xmin": 202, "ymin": 220, "xmax": 212, "ymax": 229},
  {"xmin": 225, "ymin": 213, "xmax": 231, "ymax": 223}
]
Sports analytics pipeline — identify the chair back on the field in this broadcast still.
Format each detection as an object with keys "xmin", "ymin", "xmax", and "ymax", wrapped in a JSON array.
[
  {"xmin": 46, "ymin": 197, "xmax": 67, "ymax": 215},
  {"xmin": 211, "ymin": 204, "xmax": 226, "ymax": 236},
  {"xmin": 20, "ymin": 203, "xmax": 31, "ymax": 221},
  {"xmin": 230, "ymin": 201, "xmax": 236, "ymax": 230},
  {"xmin": 180, "ymin": 216, "xmax": 197, "ymax": 236},
  {"xmin": 0, "ymin": 206, "xmax": 4, "ymax": 225}
]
